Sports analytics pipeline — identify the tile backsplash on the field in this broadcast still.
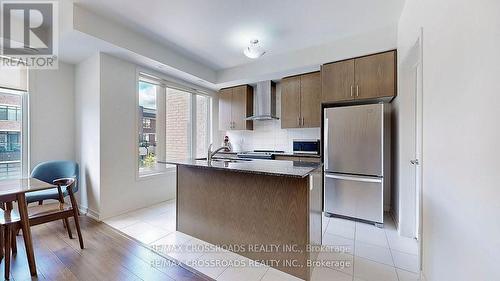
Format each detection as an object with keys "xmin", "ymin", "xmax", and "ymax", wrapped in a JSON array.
[{"xmin": 223, "ymin": 121, "xmax": 320, "ymax": 152}]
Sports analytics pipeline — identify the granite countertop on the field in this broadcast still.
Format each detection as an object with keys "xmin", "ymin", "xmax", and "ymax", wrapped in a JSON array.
[
  {"xmin": 274, "ymin": 152, "xmax": 321, "ymax": 158},
  {"xmin": 217, "ymin": 151, "xmax": 321, "ymax": 158},
  {"xmin": 158, "ymin": 158, "xmax": 322, "ymax": 178}
]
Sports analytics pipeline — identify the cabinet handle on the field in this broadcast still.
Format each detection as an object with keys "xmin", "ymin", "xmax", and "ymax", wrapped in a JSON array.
[
  {"xmin": 297, "ymin": 116, "xmax": 300, "ymax": 127},
  {"xmin": 325, "ymin": 173, "xmax": 382, "ymax": 183},
  {"xmin": 350, "ymin": 85, "xmax": 354, "ymax": 97},
  {"xmin": 301, "ymin": 117, "xmax": 305, "ymax": 126},
  {"xmin": 356, "ymin": 85, "xmax": 359, "ymax": 97}
]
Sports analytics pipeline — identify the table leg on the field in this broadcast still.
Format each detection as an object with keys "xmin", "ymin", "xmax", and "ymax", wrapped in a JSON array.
[
  {"xmin": 5, "ymin": 202, "xmax": 17, "ymax": 255},
  {"xmin": 16, "ymin": 193, "xmax": 36, "ymax": 276}
]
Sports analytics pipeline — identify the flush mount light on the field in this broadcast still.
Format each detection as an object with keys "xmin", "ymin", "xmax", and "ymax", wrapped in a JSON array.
[{"xmin": 243, "ymin": 39, "xmax": 266, "ymax": 59}]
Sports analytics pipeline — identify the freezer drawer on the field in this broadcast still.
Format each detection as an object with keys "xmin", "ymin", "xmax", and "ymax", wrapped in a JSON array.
[
  {"xmin": 324, "ymin": 104, "xmax": 383, "ymax": 176},
  {"xmin": 324, "ymin": 173, "xmax": 384, "ymax": 223}
]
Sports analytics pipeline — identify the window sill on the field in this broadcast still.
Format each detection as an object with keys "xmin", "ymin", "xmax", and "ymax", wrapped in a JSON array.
[{"xmin": 136, "ymin": 167, "xmax": 176, "ymax": 181}]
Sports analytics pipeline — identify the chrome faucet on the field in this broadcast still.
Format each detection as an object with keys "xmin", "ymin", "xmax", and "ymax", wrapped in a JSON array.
[{"xmin": 207, "ymin": 144, "xmax": 229, "ymax": 162}]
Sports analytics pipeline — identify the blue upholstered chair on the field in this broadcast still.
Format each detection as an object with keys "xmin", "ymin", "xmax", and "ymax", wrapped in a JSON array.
[
  {"xmin": 28, "ymin": 161, "xmax": 79, "ymax": 205},
  {"xmin": 27, "ymin": 161, "xmax": 84, "ymax": 249}
]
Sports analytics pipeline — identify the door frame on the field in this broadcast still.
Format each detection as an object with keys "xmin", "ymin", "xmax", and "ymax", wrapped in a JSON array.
[
  {"xmin": 398, "ymin": 27, "xmax": 424, "ymax": 273},
  {"xmin": 409, "ymin": 28, "xmax": 424, "ymax": 274},
  {"xmin": 416, "ymin": 27, "xmax": 424, "ymax": 276}
]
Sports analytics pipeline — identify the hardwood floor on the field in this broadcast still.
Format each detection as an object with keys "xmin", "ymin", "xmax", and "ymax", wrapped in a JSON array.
[{"xmin": 1, "ymin": 214, "xmax": 211, "ymax": 281}]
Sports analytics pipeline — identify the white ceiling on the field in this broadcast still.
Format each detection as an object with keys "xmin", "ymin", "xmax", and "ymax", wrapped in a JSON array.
[{"xmin": 74, "ymin": 0, "xmax": 405, "ymax": 71}]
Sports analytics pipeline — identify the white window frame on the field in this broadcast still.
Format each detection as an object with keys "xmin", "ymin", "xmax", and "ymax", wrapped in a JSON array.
[{"xmin": 136, "ymin": 71, "xmax": 212, "ymax": 179}]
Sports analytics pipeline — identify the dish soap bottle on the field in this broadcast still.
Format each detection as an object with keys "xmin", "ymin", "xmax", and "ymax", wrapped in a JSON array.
[{"xmin": 223, "ymin": 135, "xmax": 232, "ymax": 152}]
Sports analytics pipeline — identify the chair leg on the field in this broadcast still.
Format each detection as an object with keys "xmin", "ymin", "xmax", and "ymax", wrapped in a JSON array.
[
  {"xmin": 64, "ymin": 218, "xmax": 73, "ymax": 239},
  {"xmin": 4, "ymin": 225, "xmax": 11, "ymax": 280},
  {"xmin": 56, "ymin": 186, "xmax": 73, "ymax": 239},
  {"xmin": 10, "ymin": 227, "xmax": 16, "ymax": 255},
  {"xmin": 68, "ymin": 190, "xmax": 84, "ymax": 249}
]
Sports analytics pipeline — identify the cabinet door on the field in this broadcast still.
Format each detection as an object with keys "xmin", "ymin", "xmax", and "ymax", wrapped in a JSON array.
[
  {"xmin": 321, "ymin": 59, "xmax": 355, "ymax": 103},
  {"xmin": 218, "ymin": 88, "xmax": 233, "ymax": 130},
  {"xmin": 354, "ymin": 51, "xmax": 395, "ymax": 100},
  {"xmin": 231, "ymin": 85, "xmax": 253, "ymax": 130},
  {"xmin": 274, "ymin": 155, "xmax": 302, "ymax": 161},
  {"xmin": 281, "ymin": 76, "xmax": 301, "ymax": 128},
  {"xmin": 302, "ymin": 157, "xmax": 321, "ymax": 163},
  {"xmin": 300, "ymin": 72, "xmax": 321, "ymax": 128}
]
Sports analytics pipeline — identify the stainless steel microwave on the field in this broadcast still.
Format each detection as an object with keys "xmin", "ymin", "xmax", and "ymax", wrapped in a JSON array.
[{"xmin": 293, "ymin": 139, "xmax": 320, "ymax": 155}]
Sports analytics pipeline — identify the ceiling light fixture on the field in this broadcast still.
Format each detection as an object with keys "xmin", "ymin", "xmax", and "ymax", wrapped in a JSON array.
[{"xmin": 243, "ymin": 39, "xmax": 266, "ymax": 59}]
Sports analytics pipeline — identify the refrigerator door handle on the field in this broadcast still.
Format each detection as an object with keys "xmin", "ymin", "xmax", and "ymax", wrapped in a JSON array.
[
  {"xmin": 324, "ymin": 174, "xmax": 382, "ymax": 183},
  {"xmin": 324, "ymin": 118, "xmax": 329, "ymax": 170}
]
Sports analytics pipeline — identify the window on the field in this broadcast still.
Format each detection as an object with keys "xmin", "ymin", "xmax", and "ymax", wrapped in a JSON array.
[
  {"xmin": 195, "ymin": 95, "xmax": 210, "ymax": 158},
  {"xmin": 0, "ymin": 105, "xmax": 20, "ymax": 121},
  {"xmin": 137, "ymin": 74, "xmax": 211, "ymax": 177},
  {"xmin": 0, "ymin": 132, "xmax": 20, "ymax": 151},
  {"xmin": 0, "ymin": 89, "xmax": 26, "ymax": 180},
  {"xmin": 138, "ymin": 81, "xmax": 162, "ymax": 175},
  {"xmin": 143, "ymin": 118, "xmax": 151, "ymax": 129},
  {"xmin": 166, "ymin": 88, "xmax": 191, "ymax": 160}
]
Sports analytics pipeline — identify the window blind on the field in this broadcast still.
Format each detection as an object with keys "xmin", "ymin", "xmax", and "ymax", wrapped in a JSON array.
[{"xmin": 0, "ymin": 58, "xmax": 27, "ymax": 91}]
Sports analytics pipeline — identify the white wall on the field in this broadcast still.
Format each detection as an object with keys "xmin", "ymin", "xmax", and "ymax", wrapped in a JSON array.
[
  {"xmin": 397, "ymin": 0, "xmax": 500, "ymax": 280},
  {"xmin": 223, "ymin": 83, "xmax": 320, "ymax": 151},
  {"xmin": 75, "ymin": 53, "xmax": 101, "ymax": 219},
  {"xmin": 99, "ymin": 53, "xmax": 176, "ymax": 219},
  {"xmin": 29, "ymin": 62, "xmax": 76, "ymax": 168}
]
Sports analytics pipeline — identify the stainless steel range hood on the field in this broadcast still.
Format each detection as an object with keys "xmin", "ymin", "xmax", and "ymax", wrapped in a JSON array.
[{"xmin": 246, "ymin": 80, "xmax": 279, "ymax": 120}]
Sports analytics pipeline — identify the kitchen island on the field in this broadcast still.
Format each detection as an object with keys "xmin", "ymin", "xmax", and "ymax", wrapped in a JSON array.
[{"xmin": 159, "ymin": 158, "xmax": 323, "ymax": 280}]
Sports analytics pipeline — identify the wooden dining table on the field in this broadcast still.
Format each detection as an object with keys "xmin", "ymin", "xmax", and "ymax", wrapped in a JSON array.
[{"xmin": 0, "ymin": 178, "xmax": 56, "ymax": 276}]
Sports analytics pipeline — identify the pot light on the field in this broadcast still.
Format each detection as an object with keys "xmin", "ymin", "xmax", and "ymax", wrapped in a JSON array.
[{"xmin": 243, "ymin": 39, "xmax": 266, "ymax": 59}]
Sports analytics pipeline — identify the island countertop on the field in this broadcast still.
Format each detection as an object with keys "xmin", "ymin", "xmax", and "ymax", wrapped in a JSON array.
[{"xmin": 158, "ymin": 158, "xmax": 322, "ymax": 178}]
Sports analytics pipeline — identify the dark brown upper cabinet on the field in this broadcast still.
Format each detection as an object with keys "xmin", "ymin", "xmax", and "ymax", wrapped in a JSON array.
[
  {"xmin": 281, "ymin": 71, "xmax": 321, "ymax": 129},
  {"xmin": 218, "ymin": 85, "xmax": 253, "ymax": 131},
  {"xmin": 321, "ymin": 50, "xmax": 396, "ymax": 103}
]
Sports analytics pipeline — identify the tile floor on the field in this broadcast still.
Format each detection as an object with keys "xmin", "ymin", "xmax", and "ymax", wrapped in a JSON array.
[{"xmin": 104, "ymin": 200, "xmax": 421, "ymax": 281}]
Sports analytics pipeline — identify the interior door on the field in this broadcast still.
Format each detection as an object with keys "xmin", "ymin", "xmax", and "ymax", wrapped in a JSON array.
[
  {"xmin": 399, "ymin": 35, "xmax": 423, "ymax": 241},
  {"xmin": 218, "ymin": 88, "xmax": 232, "ymax": 130},
  {"xmin": 231, "ymin": 86, "xmax": 247, "ymax": 130},
  {"xmin": 354, "ymin": 51, "xmax": 395, "ymax": 100},
  {"xmin": 281, "ymin": 76, "xmax": 301, "ymax": 128},
  {"xmin": 324, "ymin": 104, "xmax": 383, "ymax": 176},
  {"xmin": 300, "ymin": 72, "xmax": 321, "ymax": 128},
  {"xmin": 321, "ymin": 59, "xmax": 355, "ymax": 103}
]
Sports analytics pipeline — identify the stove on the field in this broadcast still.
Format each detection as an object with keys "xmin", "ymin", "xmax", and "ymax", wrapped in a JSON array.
[{"xmin": 237, "ymin": 150, "xmax": 285, "ymax": 160}]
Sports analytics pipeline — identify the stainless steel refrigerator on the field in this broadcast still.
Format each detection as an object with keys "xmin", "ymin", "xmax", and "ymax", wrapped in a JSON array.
[{"xmin": 323, "ymin": 104, "xmax": 391, "ymax": 225}]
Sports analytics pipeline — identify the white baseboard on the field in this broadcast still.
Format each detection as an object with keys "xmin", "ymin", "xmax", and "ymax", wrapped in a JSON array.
[
  {"xmin": 389, "ymin": 209, "xmax": 399, "ymax": 229},
  {"xmin": 78, "ymin": 205, "xmax": 100, "ymax": 221}
]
